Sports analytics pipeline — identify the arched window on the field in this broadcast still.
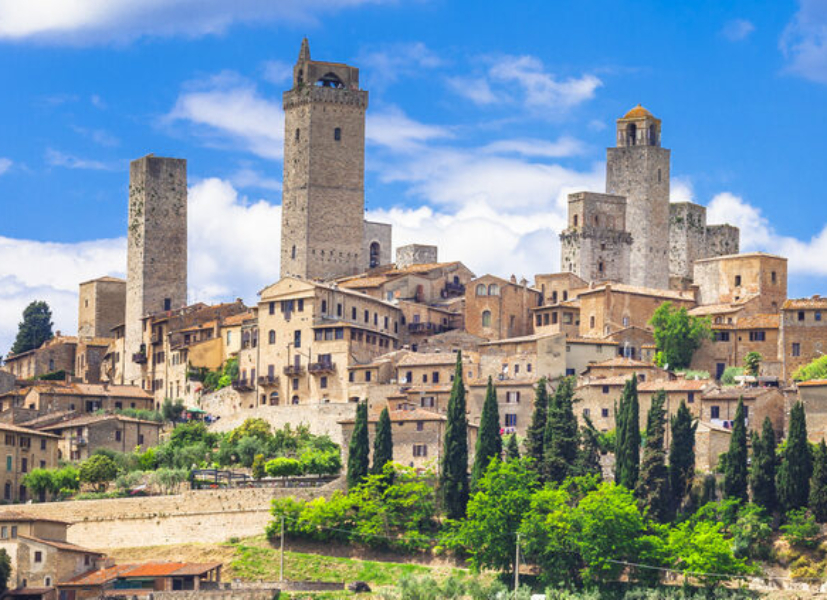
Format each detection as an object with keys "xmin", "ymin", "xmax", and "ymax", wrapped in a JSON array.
[
  {"xmin": 316, "ymin": 72, "xmax": 344, "ymax": 88},
  {"xmin": 488, "ymin": 283, "xmax": 499, "ymax": 296},
  {"xmin": 476, "ymin": 284, "xmax": 487, "ymax": 296},
  {"xmin": 482, "ymin": 310, "xmax": 492, "ymax": 328},
  {"xmin": 297, "ymin": 69, "xmax": 304, "ymax": 85},
  {"xmin": 369, "ymin": 242, "xmax": 380, "ymax": 268},
  {"xmin": 334, "ymin": 127, "xmax": 342, "ymax": 141},
  {"xmin": 270, "ymin": 391, "xmax": 280, "ymax": 406},
  {"xmin": 268, "ymin": 330, "xmax": 276, "ymax": 345},
  {"xmin": 627, "ymin": 123, "xmax": 637, "ymax": 146},
  {"xmin": 291, "ymin": 395, "xmax": 300, "ymax": 405}
]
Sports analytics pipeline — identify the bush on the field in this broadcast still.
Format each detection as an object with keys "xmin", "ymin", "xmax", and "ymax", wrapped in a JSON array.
[
  {"xmin": 732, "ymin": 504, "xmax": 773, "ymax": 559},
  {"xmin": 115, "ymin": 471, "xmax": 144, "ymax": 493},
  {"xmin": 265, "ymin": 457, "xmax": 302, "ymax": 479},
  {"xmin": 720, "ymin": 367, "xmax": 744, "ymax": 385},
  {"xmin": 79, "ymin": 455, "xmax": 118, "ymax": 492},
  {"xmin": 161, "ymin": 398, "xmax": 185, "ymax": 422},
  {"xmin": 152, "ymin": 468, "xmax": 189, "ymax": 495},
  {"xmin": 252, "ymin": 454, "xmax": 266, "ymax": 480},
  {"xmin": 781, "ymin": 509, "xmax": 821, "ymax": 549},
  {"xmin": 299, "ymin": 448, "xmax": 342, "ymax": 477}
]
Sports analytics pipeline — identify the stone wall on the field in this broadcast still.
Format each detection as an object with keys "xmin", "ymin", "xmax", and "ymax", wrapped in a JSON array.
[
  {"xmin": 78, "ymin": 278, "xmax": 126, "ymax": 339},
  {"xmin": 669, "ymin": 202, "xmax": 707, "ymax": 283},
  {"xmin": 363, "ymin": 220, "xmax": 392, "ymax": 270},
  {"xmin": 395, "ymin": 244, "xmax": 438, "ymax": 269},
  {"xmin": 705, "ymin": 224, "xmax": 740, "ymax": 258}
]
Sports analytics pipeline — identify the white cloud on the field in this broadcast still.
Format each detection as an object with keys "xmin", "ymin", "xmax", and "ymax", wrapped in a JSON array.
[
  {"xmin": 358, "ymin": 42, "xmax": 443, "ymax": 90},
  {"xmin": 721, "ymin": 19, "xmax": 755, "ymax": 42},
  {"xmin": 708, "ymin": 191, "xmax": 827, "ymax": 276},
  {"xmin": 166, "ymin": 74, "xmax": 284, "ymax": 159},
  {"xmin": 71, "ymin": 125, "xmax": 120, "ymax": 147},
  {"xmin": 0, "ymin": 0, "xmax": 392, "ymax": 43},
  {"xmin": 228, "ymin": 167, "xmax": 282, "ymax": 192},
  {"xmin": 480, "ymin": 136, "xmax": 585, "ymax": 159},
  {"xmin": 366, "ymin": 106, "xmax": 453, "ymax": 152},
  {"xmin": 0, "ymin": 158, "xmax": 11, "ymax": 175},
  {"xmin": 261, "ymin": 60, "xmax": 293, "ymax": 85},
  {"xmin": 670, "ymin": 177, "xmax": 695, "ymax": 203},
  {"xmin": 446, "ymin": 76, "xmax": 499, "ymax": 105},
  {"xmin": 781, "ymin": 0, "xmax": 827, "ymax": 84},
  {"xmin": 45, "ymin": 148, "xmax": 118, "ymax": 170}
]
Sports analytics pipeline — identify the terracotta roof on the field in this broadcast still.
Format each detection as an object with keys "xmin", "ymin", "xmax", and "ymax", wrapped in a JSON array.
[
  {"xmin": 221, "ymin": 311, "xmax": 255, "ymax": 327},
  {"xmin": 0, "ymin": 422, "xmax": 60, "ymax": 438},
  {"xmin": 397, "ymin": 352, "xmax": 463, "ymax": 367},
  {"xmin": 622, "ymin": 104, "xmax": 654, "ymax": 119},
  {"xmin": 339, "ymin": 276, "xmax": 388, "ymax": 289},
  {"xmin": 5, "ymin": 587, "xmax": 54, "ymax": 596},
  {"xmin": 337, "ymin": 262, "xmax": 466, "ymax": 288},
  {"xmin": 688, "ymin": 304, "xmax": 744, "ymax": 317},
  {"xmin": 566, "ymin": 337, "xmax": 618, "ymax": 346},
  {"xmin": 797, "ymin": 380, "xmax": 827, "ymax": 388},
  {"xmin": 402, "ymin": 385, "xmax": 453, "ymax": 394},
  {"xmin": 737, "ymin": 313, "xmax": 779, "ymax": 329},
  {"xmin": 695, "ymin": 251, "xmax": 786, "ymax": 264},
  {"xmin": 18, "ymin": 535, "xmax": 103, "ymax": 554},
  {"xmin": 703, "ymin": 387, "xmax": 777, "ymax": 400},
  {"xmin": 481, "ymin": 332, "xmax": 562, "ymax": 346},
  {"xmin": 18, "ymin": 410, "xmax": 77, "ymax": 428},
  {"xmin": 579, "ymin": 283, "xmax": 694, "ymax": 302},
  {"xmin": 578, "ymin": 376, "xmax": 628, "ymax": 388},
  {"xmin": 60, "ymin": 565, "xmax": 134, "ymax": 587},
  {"xmin": 468, "ymin": 377, "xmax": 540, "ymax": 387},
  {"xmin": 341, "ymin": 408, "xmax": 447, "ymax": 425},
  {"xmin": 638, "ymin": 379, "xmax": 713, "ymax": 392},
  {"xmin": 0, "ymin": 511, "xmax": 68, "ymax": 525},
  {"xmin": 60, "ymin": 563, "xmax": 222, "ymax": 587},
  {"xmin": 40, "ymin": 413, "xmax": 162, "ymax": 432},
  {"xmin": 34, "ymin": 383, "xmax": 152, "ymax": 400},
  {"xmin": 586, "ymin": 357, "xmax": 656, "ymax": 369},
  {"xmin": 80, "ymin": 275, "xmax": 125, "ymax": 284},
  {"xmin": 783, "ymin": 297, "xmax": 827, "ymax": 310}
]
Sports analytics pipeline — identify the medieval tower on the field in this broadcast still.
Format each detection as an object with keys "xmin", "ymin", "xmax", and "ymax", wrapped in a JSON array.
[
  {"xmin": 124, "ymin": 155, "xmax": 187, "ymax": 386},
  {"xmin": 606, "ymin": 105, "xmax": 671, "ymax": 289},
  {"xmin": 280, "ymin": 39, "xmax": 385, "ymax": 281}
]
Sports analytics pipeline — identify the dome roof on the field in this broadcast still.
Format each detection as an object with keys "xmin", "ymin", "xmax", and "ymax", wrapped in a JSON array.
[{"xmin": 623, "ymin": 104, "xmax": 654, "ymax": 119}]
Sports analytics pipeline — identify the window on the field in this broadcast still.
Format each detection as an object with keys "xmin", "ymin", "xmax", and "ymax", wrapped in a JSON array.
[
  {"xmin": 749, "ymin": 331, "xmax": 766, "ymax": 342},
  {"xmin": 432, "ymin": 372, "xmax": 440, "ymax": 383},
  {"xmin": 321, "ymin": 300, "xmax": 328, "ymax": 314},
  {"xmin": 552, "ymin": 312, "xmax": 559, "ymax": 325},
  {"xmin": 115, "ymin": 430, "xmax": 122, "ymax": 442},
  {"xmin": 269, "ymin": 330, "xmax": 276, "ymax": 345},
  {"xmin": 734, "ymin": 275, "xmax": 741, "ymax": 287},
  {"xmin": 506, "ymin": 391, "xmax": 520, "ymax": 403},
  {"xmin": 292, "ymin": 378, "xmax": 299, "ymax": 391},
  {"xmin": 45, "ymin": 577, "xmax": 51, "ymax": 587},
  {"xmin": 320, "ymin": 376, "xmax": 328, "ymax": 389},
  {"xmin": 337, "ymin": 303, "xmax": 343, "ymax": 317},
  {"xmin": 482, "ymin": 310, "xmax": 492, "ymax": 328},
  {"xmin": 583, "ymin": 408, "xmax": 590, "ymax": 417},
  {"xmin": 514, "ymin": 364, "xmax": 520, "ymax": 375},
  {"xmin": 714, "ymin": 331, "xmax": 730, "ymax": 342},
  {"xmin": 138, "ymin": 434, "xmax": 144, "ymax": 445},
  {"xmin": 365, "ymin": 371, "xmax": 372, "ymax": 382},
  {"xmin": 164, "ymin": 298, "xmax": 171, "ymax": 311},
  {"xmin": 488, "ymin": 284, "xmax": 499, "ymax": 296},
  {"xmin": 417, "ymin": 421, "xmax": 424, "ymax": 432},
  {"xmin": 622, "ymin": 316, "xmax": 630, "ymax": 327},
  {"xmin": 0, "ymin": 526, "xmax": 5, "ymax": 539},
  {"xmin": 601, "ymin": 408, "xmax": 609, "ymax": 418},
  {"xmin": 817, "ymin": 312, "xmax": 823, "ymax": 322},
  {"xmin": 792, "ymin": 343, "xmax": 801, "ymax": 357},
  {"xmin": 334, "ymin": 127, "xmax": 341, "ymax": 141},
  {"xmin": 687, "ymin": 392, "xmax": 695, "ymax": 404},
  {"xmin": 602, "ymin": 385, "xmax": 609, "ymax": 394},
  {"xmin": 590, "ymin": 316, "xmax": 595, "ymax": 329},
  {"xmin": 349, "ymin": 371, "xmax": 355, "ymax": 383},
  {"xmin": 3, "ymin": 483, "xmax": 9, "ymax": 500},
  {"xmin": 298, "ymin": 299, "xmax": 304, "ymax": 312},
  {"xmin": 771, "ymin": 271, "xmax": 777, "ymax": 284},
  {"xmin": 422, "ymin": 374, "xmax": 428, "ymax": 383},
  {"xmin": 10, "ymin": 526, "xmax": 16, "ymax": 539},
  {"xmin": 40, "ymin": 439, "xmax": 46, "ymax": 451},
  {"xmin": 413, "ymin": 444, "xmax": 428, "ymax": 457},
  {"xmin": 598, "ymin": 261, "xmax": 604, "ymax": 273},
  {"xmin": 351, "ymin": 307, "xmax": 357, "ymax": 320},
  {"xmin": 799, "ymin": 311, "xmax": 805, "ymax": 322},
  {"xmin": 34, "ymin": 551, "xmax": 42, "ymax": 563},
  {"xmin": 527, "ymin": 363, "xmax": 532, "ymax": 373},
  {"xmin": 21, "ymin": 458, "xmax": 27, "ymax": 473},
  {"xmin": 421, "ymin": 396, "xmax": 435, "ymax": 408},
  {"xmin": 711, "ymin": 406, "xmax": 720, "ymax": 420},
  {"xmin": 294, "ymin": 330, "xmax": 301, "ymax": 348},
  {"xmin": 505, "ymin": 414, "xmax": 518, "ymax": 427}
]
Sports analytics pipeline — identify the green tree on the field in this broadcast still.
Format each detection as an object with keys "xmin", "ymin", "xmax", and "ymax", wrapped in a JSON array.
[
  {"xmin": 300, "ymin": 448, "xmax": 341, "ymax": 477},
  {"xmin": 471, "ymin": 377, "xmax": 502, "ymax": 487},
  {"xmin": 792, "ymin": 354, "xmax": 827, "ymax": 382},
  {"xmin": 520, "ymin": 486, "xmax": 580, "ymax": 588},
  {"xmin": 265, "ymin": 457, "xmax": 302, "ymax": 479},
  {"xmin": 161, "ymin": 398, "xmax": 185, "ymax": 422},
  {"xmin": 810, "ymin": 440, "xmax": 827, "ymax": 523},
  {"xmin": 440, "ymin": 351, "xmax": 469, "ymax": 519},
  {"xmin": 9, "ymin": 300, "xmax": 53, "ymax": 356},
  {"xmin": 666, "ymin": 518, "xmax": 749, "ymax": 585},
  {"xmin": 79, "ymin": 455, "xmax": 118, "ymax": 492},
  {"xmin": 614, "ymin": 376, "xmax": 640, "ymax": 490},
  {"xmin": 668, "ymin": 400, "xmax": 696, "ymax": 512},
  {"xmin": 0, "ymin": 548, "xmax": 11, "ymax": 593},
  {"xmin": 635, "ymin": 390, "xmax": 670, "ymax": 521},
  {"xmin": 575, "ymin": 415, "xmax": 602, "ymax": 479},
  {"xmin": 505, "ymin": 434, "xmax": 520, "ymax": 461},
  {"xmin": 778, "ymin": 401, "xmax": 812, "ymax": 512},
  {"xmin": 723, "ymin": 398, "xmax": 748, "ymax": 502},
  {"xmin": 22, "ymin": 469, "xmax": 54, "ymax": 501},
  {"xmin": 456, "ymin": 458, "xmax": 539, "ymax": 574},
  {"xmin": 524, "ymin": 377, "xmax": 549, "ymax": 468},
  {"xmin": 371, "ymin": 407, "xmax": 393, "ymax": 474},
  {"xmin": 347, "ymin": 401, "xmax": 370, "ymax": 489},
  {"xmin": 251, "ymin": 454, "xmax": 266, "ymax": 480},
  {"xmin": 744, "ymin": 351, "xmax": 762, "ymax": 377},
  {"xmin": 648, "ymin": 301, "xmax": 711, "ymax": 369},
  {"xmin": 749, "ymin": 417, "xmax": 777, "ymax": 514},
  {"xmin": 226, "ymin": 417, "xmax": 271, "ymax": 444},
  {"xmin": 543, "ymin": 377, "xmax": 579, "ymax": 484},
  {"xmin": 52, "ymin": 465, "xmax": 80, "ymax": 496}
]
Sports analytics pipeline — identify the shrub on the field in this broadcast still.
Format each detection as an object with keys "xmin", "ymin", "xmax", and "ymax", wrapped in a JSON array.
[
  {"xmin": 720, "ymin": 367, "xmax": 744, "ymax": 385},
  {"xmin": 265, "ymin": 457, "xmax": 302, "ymax": 479},
  {"xmin": 781, "ymin": 509, "xmax": 821, "ymax": 549},
  {"xmin": 79, "ymin": 455, "xmax": 118, "ymax": 492},
  {"xmin": 251, "ymin": 454, "xmax": 266, "ymax": 480}
]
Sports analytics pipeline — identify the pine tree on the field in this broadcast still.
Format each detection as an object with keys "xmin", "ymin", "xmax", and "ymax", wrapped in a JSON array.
[
  {"xmin": 472, "ymin": 377, "xmax": 502, "ymax": 486},
  {"xmin": 440, "ymin": 351, "xmax": 470, "ymax": 519},
  {"xmin": 575, "ymin": 414, "xmax": 603, "ymax": 479},
  {"xmin": 372, "ymin": 406, "xmax": 393, "ymax": 474},
  {"xmin": 346, "ymin": 401, "xmax": 370, "ymax": 488},
  {"xmin": 723, "ymin": 398, "xmax": 748, "ymax": 502},
  {"xmin": 525, "ymin": 377, "xmax": 549, "ymax": 469},
  {"xmin": 810, "ymin": 440, "xmax": 827, "ymax": 523},
  {"xmin": 506, "ymin": 434, "xmax": 521, "ymax": 461},
  {"xmin": 779, "ymin": 401, "xmax": 812, "ymax": 512},
  {"xmin": 543, "ymin": 377, "xmax": 579, "ymax": 483},
  {"xmin": 668, "ymin": 400, "xmax": 696, "ymax": 512},
  {"xmin": 636, "ymin": 389, "xmax": 670, "ymax": 521},
  {"xmin": 749, "ymin": 417, "xmax": 777, "ymax": 514},
  {"xmin": 614, "ymin": 376, "xmax": 640, "ymax": 490},
  {"xmin": 9, "ymin": 300, "xmax": 53, "ymax": 356}
]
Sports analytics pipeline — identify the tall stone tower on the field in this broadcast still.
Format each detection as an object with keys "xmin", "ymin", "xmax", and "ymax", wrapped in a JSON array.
[
  {"xmin": 280, "ymin": 39, "xmax": 368, "ymax": 281},
  {"xmin": 606, "ymin": 105, "xmax": 671, "ymax": 289},
  {"xmin": 124, "ymin": 155, "xmax": 187, "ymax": 386}
]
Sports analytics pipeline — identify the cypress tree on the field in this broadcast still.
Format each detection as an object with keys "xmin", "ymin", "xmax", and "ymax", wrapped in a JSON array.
[
  {"xmin": 10, "ymin": 300, "xmax": 53, "ymax": 356},
  {"xmin": 723, "ymin": 398, "xmax": 749, "ymax": 502},
  {"xmin": 749, "ymin": 417, "xmax": 777, "ymax": 513},
  {"xmin": 615, "ymin": 376, "xmax": 640, "ymax": 490},
  {"xmin": 543, "ymin": 377, "xmax": 579, "ymax": 483},
  {"xmin": 372, "ymin": 406, "xmax": 393, "ymax": 474},
  {"xmin": 506, "ymin": 434, "xmax": 521, "ymax": 461},
  {"xmin": 472, "ymin": 377, "xmax": 502, "ymax": 486},
  {"xmin": 347, "ymin": 401, "xmax": 370, "ymax": 488},
  {"xmin": 810, "ymin": 440, "xmax": 827, "ymax": 523},
  {"xmin": 440, "ymin": 351, "xmax": 469, "ymax": 519},
  {"xmin": 575, "ymin": 414, "xmax": 603, "ymax": 479},
  {"xmin": 525, "ymin": 377, "xmax": 549, "ymax": 469},
  {"xmin": 668, "ymin": 400, "xmax": 696, "ymax": 512},
  {"xmin": 778, "ymin": 401, "xmax": 812, "ymax": 512},
  {"xmin": 636, "ymin": 389, "xmax": 670, "ymax": 521}
]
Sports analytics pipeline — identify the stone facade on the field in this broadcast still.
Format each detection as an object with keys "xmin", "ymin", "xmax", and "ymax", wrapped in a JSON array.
[
  {"xmin": 78, "ymin": 277, "xmax": 126, "ymax": 339},
  {"xmin": 560, "ymin": 192, "xmax": 632, "ymax": 283},
  {"xmin": 779, "ymin": 296, "xmax": 827, "ymax": 380},
  {"xmin": 395, "ymin": 244, "xmax": 438, "ymax": 269},
  {"xmin": 363, "ymin": 220, "xmax": 392, "ymax": 269},
  {"xmin": 0, "ymin": 424, "xmax": 61, "ymax": 502},
  {"xmin": 465, "ymin": 275, "xmax": 542, "ymax": 341},
  {"xmin": 39, "ymin": 414, "xmax": 161, "ymax": 462},
  {"xmin": 693, "ymin": 252, "xmax": 787, "ymax": 313},
  {"xmin": 797, "ymin": 380, "xmax": 827, "ymax": 442},
  {"xmin": 3, "ymin": 336, "xmax": 77, "ymax": 380},
  {"xmin": 125, "ymin": 155, "xmax": 188, "ymax": 387},
  {"xmin": 533, "ymin": 272, "xmax": 587, "ymax": 305}
]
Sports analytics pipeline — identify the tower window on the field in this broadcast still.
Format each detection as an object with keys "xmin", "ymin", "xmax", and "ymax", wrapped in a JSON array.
[
  {"xmin": 573, "ymin": 215, "xmax": 579, "ymax": 227},
  {"xmin": 627, "ymin": 123, "xmax": 637, "ymax": 146},
  {"xmin": 291, "ymin": 245, "xmax": 297, "ymax": 259},
  {"xmin": 369, "ymin": 242, "xmax": 380, "ymax": 268},
  {"xmin": 482, "ymin": 310, "xmax": 492, "ymax": 328},
  {"xmin": 334, "ymin": 127, "xmax": 342, "ymax": 141},
  {"xmin": 164, "ymin": 298, "xmax": 171, "ymax": 311},
  {"xmin": 658, "ymin": 168, "xmax": 662, "ymax": 183}
]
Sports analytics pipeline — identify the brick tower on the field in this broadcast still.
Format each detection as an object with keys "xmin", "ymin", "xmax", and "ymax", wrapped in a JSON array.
[
  {"xmin": 606, "ymin": 105, "xmax": 671, "ymax": 289},
  {"xmin": 280, "ymin": 39, "xmax": 368, "ymax": 280},
  {"xmin": 124, "ymin": 155, "xmax": 187, "ymax": 386}
]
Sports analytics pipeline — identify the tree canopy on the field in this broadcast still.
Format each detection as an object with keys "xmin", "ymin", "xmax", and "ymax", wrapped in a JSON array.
[
  {"xmin": 372, "ymin": 406, "xmax": 393, "ymax": 475},
  {"xmin": 347, "ymin": 401, "xmax": 370, "ymax": 488},
  {"xmin": 440, "ymin": 351, "xmax": 469, "ymax": 519},
  {"xmin": 615, "ymin": 376, "xmax": 640, "ymax": 490},
  {"xmin": 472, "ymin": 377, "xmax": 502, "ymax": 487},
  {"xmin": 9, "ymin": 300, "xmax": 53, "ymax": 356},
  {"xmin": 648, "ymin": 301, "xmax": 710, "ymax": 369}
]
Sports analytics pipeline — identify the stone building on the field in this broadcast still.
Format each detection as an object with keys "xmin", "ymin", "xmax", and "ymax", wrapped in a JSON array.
[
  {"xmin": 280, "ymin": 38, "xmax": 391, "ymax": 281},
  {"xmin": 669, "ymin": 203, "xmax": 740, "ymax": 290},
  {"xmin": 0, "ymin": 424, "xmax": 60, "ymax": 502},
  {"xmin": 0, "ymin": 383, "xmax": 154, "ymax": 416},
  {"xmin": 693, "ymin": 252, "xmax": 787, "ymax": 314},
  {"xmin": 699, "ymin": 387, "xmax": 785, "ymax": 436},
  {"xmin": 690, "ymin": 312, "xmax": 781, "ymax": 380},
  {"xmin": 465, "ymin": 275, "xmax": 542, "ymax": 341},
  {"xmin": 38, "ymin": 414, "xmax": 161, "ymax": 462},
  {"xmin": 779, "ymin": 296, "xmax": 827, "ymax": 380},
  {"xmin": 77, "ymin": 277, "xmax": 126, "ymax": 339},
  {"xmin": 797, "ymin": 380, "xmax": 827, "ymax": 442},
  {"xmin": 124, "ymin": 155, "xmax": 188, "ymax": 387}
]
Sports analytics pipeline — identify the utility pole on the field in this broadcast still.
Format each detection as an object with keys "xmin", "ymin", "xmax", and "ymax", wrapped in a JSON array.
[
  {"xmin": 514, "ymin": 532, "xmax": 520, "ymax": 595},
  {"xmin": 279, "ymin": 516, "xmax": 285, "ymax": 582}
]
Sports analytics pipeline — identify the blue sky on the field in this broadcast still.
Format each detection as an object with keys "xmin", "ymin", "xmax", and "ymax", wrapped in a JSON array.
[{"xmin": 0, "ymin": 0, "xmax": 826, "ymax": 353}]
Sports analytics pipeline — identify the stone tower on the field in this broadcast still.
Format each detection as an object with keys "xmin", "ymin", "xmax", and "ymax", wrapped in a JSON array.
[
  {"xmin": 124, "ymin": 155, "xmax": 187, "ymax": 386},
  {"xmin": 280, "ymin": 39, "xmax": 368, "ymax": 281},
  {"xmin": 606, "ymin": 105, "xmax": 671, "ymax": 289},
  {"xmin": 560, "ymin": 192, "xmax": 632, "ymax": 283},
  {"xmin": 78, "ymin": 276, "xmax": 126, "ymax": 339}
]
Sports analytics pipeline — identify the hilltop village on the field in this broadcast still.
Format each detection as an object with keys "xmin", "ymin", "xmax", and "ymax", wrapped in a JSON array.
[{"xmin": 1, "ymin": 39, "xmax": 826, "ymax": 596}]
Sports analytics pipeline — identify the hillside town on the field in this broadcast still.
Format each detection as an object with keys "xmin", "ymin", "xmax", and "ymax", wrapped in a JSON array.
[{"xmin": 2, "ymin": 37, "xmax": 827, "ymax": 600}]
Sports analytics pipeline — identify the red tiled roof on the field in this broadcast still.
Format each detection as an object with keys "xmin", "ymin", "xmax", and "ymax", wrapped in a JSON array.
[
  {"xmin": 783, "ymin": 297, "xmax": 827, "ymax": 310},
  {"xmin": 18, "ymin": 535, "xmax": 103, "ymax": 554},
  {"xmin": 737, "ymin": 313, "xmax": 780, "ymax": 329},
  {"xmin": 585, "ymin": 357, "xmax": 655, "ymax": 369},
  {"xmin": 0, "ymin": 511, "xmax": 68, "ymax": 525},
  {"xmin": 797, "ymin": 380, "xmax": 827, "ymax": 388}
]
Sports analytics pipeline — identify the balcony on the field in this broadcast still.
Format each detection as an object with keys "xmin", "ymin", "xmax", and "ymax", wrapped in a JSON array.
[
  {"xmin": 151, "ymin": 332, "xmax": 162, "ymax": 345},
  {"xmin": 308, "ymin": 361, "xmax": 335, "ymax": 374},
  {"xmin": 443, "ymin": 281, "xmax": 465, "ymax": 296},
  {"xmin": 408, "ymin": 322, "xmax": 445, "ymax": 335},
  {"xmin": 132, "ymin": 353, "xmax": 148, "ymax": 364},
  {"xmin": 231, "ymin": 379, "xmax": 254, "ymax": 392},
  {"xmin": 72, "ymin": 437, "xmax": 87, "ymax": 447},
  {"xmin": 283, "ymin": 365, "xmax": 305, "ymax": 376},
  {"xmin": 258, "ymin": 375, "xmax": 279, "ymax": 387}
]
